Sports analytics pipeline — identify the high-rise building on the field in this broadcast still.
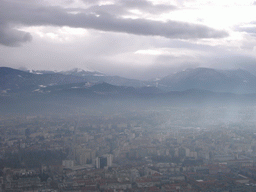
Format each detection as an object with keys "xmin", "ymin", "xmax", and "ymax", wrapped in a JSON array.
[
  {"xmin": 106, "ymin": 154, "xmax": 113, "ymax": 167},
  {"xmin": 75, "ymin": 147, "xmax": 96, "ymax": 165},
  {"xmin": 95, "ymin": 154, "xmax": 113, "ymax": 169}
]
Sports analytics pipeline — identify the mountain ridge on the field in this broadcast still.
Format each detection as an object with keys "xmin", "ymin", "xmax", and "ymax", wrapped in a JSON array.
[
  {"xmin": 157, "ymin": 67, "xmax": 256, "ymax": 93},
  {"xmin": 2, "ymin": 67, "xmax": 256, "ymax": 116},
  {"xmin": 2, "ymin": 67, "xmax": 256, "ymax": 95}
]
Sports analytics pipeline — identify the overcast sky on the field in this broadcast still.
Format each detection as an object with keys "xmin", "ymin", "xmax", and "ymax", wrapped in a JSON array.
[{"xmin": 1, "ymin": 0, "xmax": 256, "ymax": 80}]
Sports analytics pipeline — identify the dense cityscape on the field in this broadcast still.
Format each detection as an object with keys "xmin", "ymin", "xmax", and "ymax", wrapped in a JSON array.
[
  {"xmin": 1, "ymin": 108, "xmax": 256, "ymax": 192},
  {"xmin": 2, "ymin": 0, "xmax": 256, "ymax": 191}
]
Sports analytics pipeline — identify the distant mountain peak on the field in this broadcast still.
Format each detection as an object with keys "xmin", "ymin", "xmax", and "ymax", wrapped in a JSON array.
[
  {"xmin": 60, "ymin": 67, "xmax": 105, "ymax": 77},
  {"xmin": 158, "ymin": 67, "xmax": 256, "ymax": 93},
  {"xmin": 29, "ymin": 70, "xmax": 57, "ymax": 74},
  {"xmin": 69, "ymin": 67, "xmax": 94, "ymax": 73}
]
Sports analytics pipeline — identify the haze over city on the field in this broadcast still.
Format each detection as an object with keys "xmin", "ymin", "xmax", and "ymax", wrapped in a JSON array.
[{"xmin": 2, "ymin": 1, "xmax": 256, "ymax": 192}]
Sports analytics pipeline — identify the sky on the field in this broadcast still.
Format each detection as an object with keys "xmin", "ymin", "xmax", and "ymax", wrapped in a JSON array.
[{"xmin": 1, "ymin": 0, "xmax": 256, "ymax": 80}]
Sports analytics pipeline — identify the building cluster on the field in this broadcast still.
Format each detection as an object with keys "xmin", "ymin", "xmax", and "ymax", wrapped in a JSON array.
[{"xmin": 1, "ymin": 113, "xmax": 256, "ymax": 191}]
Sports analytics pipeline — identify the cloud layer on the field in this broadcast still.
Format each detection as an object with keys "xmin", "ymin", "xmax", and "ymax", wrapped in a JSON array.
[{"xmin": 0, "ymin": 0, "xmax": 228, "ymax": 46}]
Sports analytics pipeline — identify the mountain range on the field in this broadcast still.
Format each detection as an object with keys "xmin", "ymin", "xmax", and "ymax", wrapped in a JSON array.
[
  {"xmin": 1, "ymin": 66, "xmax": 256, "ymax": 116},
  {"xmin": 2, "ymin": 66, "xmax": 256, "ymax": 94},
  {"xmin": 158, "ymin": 68, "xmax": 256, "ymax": 93}
]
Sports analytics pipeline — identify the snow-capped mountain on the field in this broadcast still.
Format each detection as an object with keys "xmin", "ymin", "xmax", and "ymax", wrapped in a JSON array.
[
  {"xmin": 58, "ymin": 68, "xmax": 142, "ymax": 87},
  {"xmin": 0, "ymin": 67, "xmax": 142, "ymax": 94},
  {"xmin": 59, "ymin": 68, "xmax": 103, "ymax": 77},
  {"xmin": 0, "ymin": 67, "xmax": 87, "ymax": 93}
]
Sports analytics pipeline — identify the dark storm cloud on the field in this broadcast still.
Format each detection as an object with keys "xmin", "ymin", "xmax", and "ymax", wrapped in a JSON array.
[
  {"xmin": 0, "ymin": 0, "xmax": 228, "ymax": 46},
  {"xmin": 0, "ymin": 23, "xmax": 32, "ymax": 46}
]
